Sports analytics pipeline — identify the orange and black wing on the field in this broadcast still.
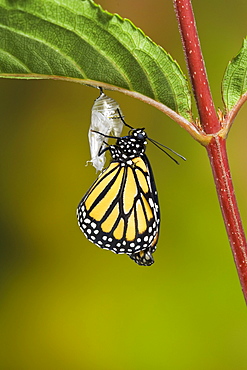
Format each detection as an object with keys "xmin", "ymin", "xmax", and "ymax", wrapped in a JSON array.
[{"xmin": 77, "ymin": 155, "xmax": 160, "ymax": 261}]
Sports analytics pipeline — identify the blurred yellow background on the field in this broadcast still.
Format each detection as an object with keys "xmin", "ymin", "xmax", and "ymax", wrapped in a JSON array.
[{"xmin": 1, "ymin": 1, "xmax": 247, "ymax": 369}]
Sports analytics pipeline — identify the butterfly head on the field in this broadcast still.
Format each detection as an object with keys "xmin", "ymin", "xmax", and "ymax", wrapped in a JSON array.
[
  {"xmin": 114, "ymin": 128, "xmax": 147, "ymax": 160},
  {"xmin": 131, "ymin": 128, "xmax": 147, "ymax": 142}
]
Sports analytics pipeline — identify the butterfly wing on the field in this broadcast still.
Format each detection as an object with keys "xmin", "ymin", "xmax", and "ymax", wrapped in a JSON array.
[
  {"xmin": 77, "ymin": 155, "xmax": 160, "ymax": 262},
  {"xmin": 128, "ymin": 155, "xmax": 160, "ymax": 266}
]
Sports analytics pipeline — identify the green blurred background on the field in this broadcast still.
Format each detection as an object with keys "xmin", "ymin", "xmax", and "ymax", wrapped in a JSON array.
[{"xmin": 1, "ymin": 1, "xmax": 247, "ymax": 369}]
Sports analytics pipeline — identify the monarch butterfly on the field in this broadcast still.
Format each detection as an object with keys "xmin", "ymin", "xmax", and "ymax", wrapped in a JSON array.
[
  {"xmin": 88, "ymin": 89, "xmax": 124, "ymax": 172},
  {"xmin": 77, "ymin": 113, "xmax": 185, "ymax": 266}
]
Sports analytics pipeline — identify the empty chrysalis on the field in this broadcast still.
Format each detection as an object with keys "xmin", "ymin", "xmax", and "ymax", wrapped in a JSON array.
[{"xmin": 87, "ymin": 89, "xmax": 124, "ymax": 172}]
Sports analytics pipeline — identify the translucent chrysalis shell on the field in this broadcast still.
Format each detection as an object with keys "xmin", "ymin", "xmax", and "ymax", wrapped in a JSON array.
[{"xmin": 88, "ymin": 91, "xmax": 124, "ymax": 172}]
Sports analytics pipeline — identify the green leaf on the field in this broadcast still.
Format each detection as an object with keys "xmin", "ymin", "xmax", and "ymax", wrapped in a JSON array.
[
  {"xmin": 0, "ymin": 0, "xmax": 191, "ymax": 120},
  {"xmin": 222, "ymin": 37, "xmax": 247, "ymax": 111}
]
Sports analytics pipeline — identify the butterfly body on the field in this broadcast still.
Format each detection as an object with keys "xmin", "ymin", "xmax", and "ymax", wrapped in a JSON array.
[{"xmin": 77, "ymin": 128, "xmax": 160, "ymax": 266}]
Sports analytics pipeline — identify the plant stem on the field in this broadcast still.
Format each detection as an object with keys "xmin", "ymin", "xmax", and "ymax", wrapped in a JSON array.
[
  {"xmin": 174, "ymin": 0, "xmax": 220, "ymax": 134},
  {"xmin": 174, "ymin": 0, "xmax": 247, "ymax": 303},
  {"xmin": 207, "ymin": 137, "xmax": 247, "ymax": 301}
]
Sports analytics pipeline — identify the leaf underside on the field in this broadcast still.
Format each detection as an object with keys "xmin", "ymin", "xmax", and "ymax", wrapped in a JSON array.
[
  {"xmin": 222, "ymin": 37, "xmax": 247, "ymax": 112},
  {"xmin": 0, "ymin": 0, "xmax": 191, "ymax": 120}
]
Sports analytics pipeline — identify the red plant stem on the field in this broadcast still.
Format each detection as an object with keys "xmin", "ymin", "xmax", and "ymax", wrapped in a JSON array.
[
  {"xmin": 207, "ymin": 137, "xmax": 247, "ymax": 301},
  {"xmin": 174, "ymin": 0, "xmax": 220, "ymax": 134},
  {"xmin": 174, "ymin": 0, "xmax": 247, "ymax": 303}
]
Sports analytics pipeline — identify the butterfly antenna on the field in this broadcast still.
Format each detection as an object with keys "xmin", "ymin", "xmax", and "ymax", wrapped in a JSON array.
[
  {"xmin": 148, "ymin": 137, "xmax": 186, "ymax": 165},
  {"xmin": 116, "ymin": 108, "xmax": 133, "ymax": 129}
]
